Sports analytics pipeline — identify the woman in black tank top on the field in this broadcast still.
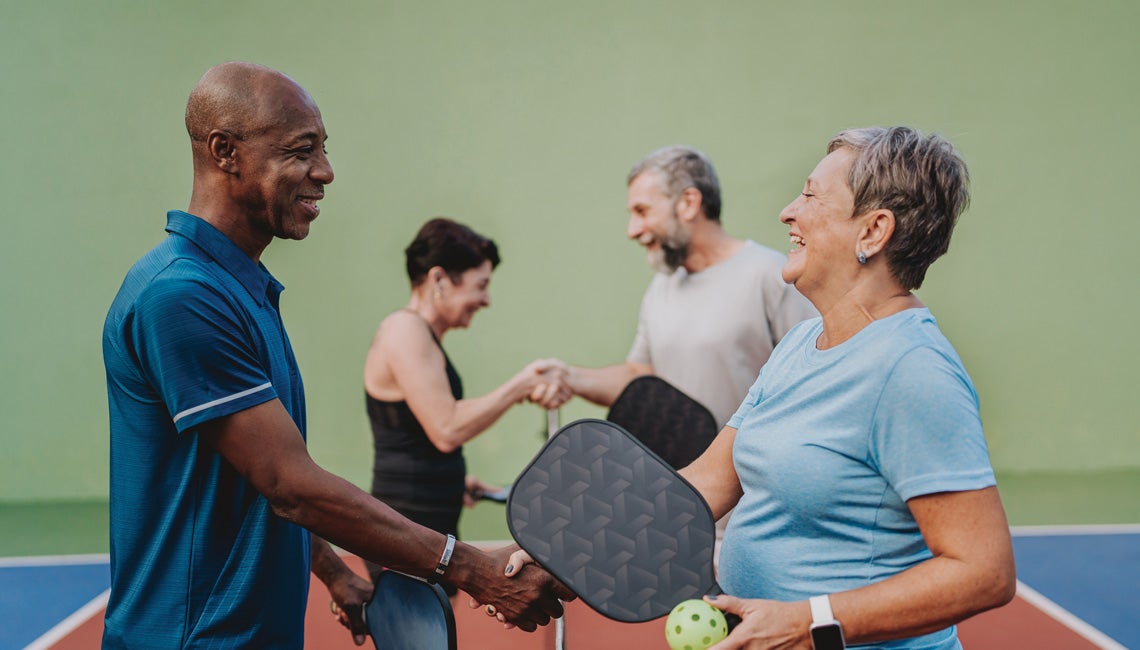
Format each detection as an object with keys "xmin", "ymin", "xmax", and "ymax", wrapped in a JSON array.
[{"xmin": 363, "ymin": 218, "xmax": 571, "ymax": 589}]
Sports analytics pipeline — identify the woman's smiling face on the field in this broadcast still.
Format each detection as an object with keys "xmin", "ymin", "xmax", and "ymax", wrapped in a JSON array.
[
  {"xmin": 441, "ymin": 260, "xmax": 494, "ymax": 329},
  {"xmin": 778, "ymin": 147, "xmax": 860, "ymax": 294}
]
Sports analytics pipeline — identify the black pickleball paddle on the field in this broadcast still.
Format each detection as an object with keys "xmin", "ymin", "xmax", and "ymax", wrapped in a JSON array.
[
  {"xmin": 507, "ymin": 418, "xmax": 735, "ymax": 625},
  {"xmin": 365, "ymin": 569, "xmax": 456, "ymax": 650},
  {"xmin": 607, "ymin": 376, "xmax": 718, "ymax": 471}
]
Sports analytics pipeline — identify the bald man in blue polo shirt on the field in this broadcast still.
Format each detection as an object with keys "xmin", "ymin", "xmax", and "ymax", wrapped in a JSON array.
[{"xmin": 102, "ymin": 62, "xmax": 570, "ymax": 649}]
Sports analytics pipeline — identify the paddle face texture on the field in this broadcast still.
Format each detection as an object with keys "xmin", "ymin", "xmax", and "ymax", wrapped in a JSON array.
[
  {"xmin": 607, "ymin": 376, "xmax": 718, "ymax": 471},
  {"xmin": 367, "ymin": 570, "xmax": 456, "ymax": 650},
  {"xmin": 508, "ymin": 419, "xmax": 718, "ymax": 622}
]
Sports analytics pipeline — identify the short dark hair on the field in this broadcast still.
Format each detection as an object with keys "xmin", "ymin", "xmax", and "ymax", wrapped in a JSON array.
[
  {"xmin": 627, "ymin": 146, "xmax": 722, "ymax": 221},
  {"xmin": 829, "ymin": 127, "xmax": 971, "ymax": 290},
  {"xmin": 404, "ymin": 217, "xmax": 500, "ymax": 286}
]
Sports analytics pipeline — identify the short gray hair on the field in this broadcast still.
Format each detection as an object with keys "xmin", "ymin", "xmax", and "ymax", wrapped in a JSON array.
[
  {"xmin": 627, "ymin": 146, "xmax": 722, "ymax": 221},
  {"xmin": 828, "ymin": 127, "xmax": 970, "ymax": 290}
]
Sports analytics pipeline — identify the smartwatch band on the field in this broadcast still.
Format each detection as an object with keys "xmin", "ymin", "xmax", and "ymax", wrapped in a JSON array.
[
  {"xmin": 809, "ymin": 594, "xmax": 846, "ymax": 650},
  {"xmin": 430, "ymin": 533, "xmax": 456, "ymax": 583},
  {"xmin": 809, "ymin": 594, "xmax": 835, "ymax": 623}
]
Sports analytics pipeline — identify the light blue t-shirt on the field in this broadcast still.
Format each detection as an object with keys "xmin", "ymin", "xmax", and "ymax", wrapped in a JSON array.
[{"xmin": 721, "ymin": 309, "xmax": 995, "ymax": 650}]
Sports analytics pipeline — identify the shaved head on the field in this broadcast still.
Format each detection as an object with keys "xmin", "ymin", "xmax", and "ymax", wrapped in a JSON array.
[
  {"xmin": 182, "ymin": 62, "xmax": 332, "ymax": 257},
  {"xmin": 185, "ymin": 61, "xmax": 311, "ymax": 146}
]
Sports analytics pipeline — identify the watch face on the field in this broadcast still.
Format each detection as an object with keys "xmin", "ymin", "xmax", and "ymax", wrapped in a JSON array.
[{"xmin": 810, "ymin": 623, "xmax": 845, "ymax": 650}]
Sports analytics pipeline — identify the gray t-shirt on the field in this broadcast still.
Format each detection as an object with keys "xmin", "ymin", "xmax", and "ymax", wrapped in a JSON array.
[{"xmin": 627, "ymin": 240, "xmax": 816, "ymax": 428}]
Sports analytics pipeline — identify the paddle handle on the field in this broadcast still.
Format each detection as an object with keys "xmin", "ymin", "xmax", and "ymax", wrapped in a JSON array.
[
  {"xmin": 547, "ymin": 408, "xmax": 566, "ymax": 650},
  {"xmin": 707, "ymin": 582, "xmax": 742, "ymax": 630},
  {"xmin": 547, "ymin": 408, "xmax": 559, "ymax": 438}
]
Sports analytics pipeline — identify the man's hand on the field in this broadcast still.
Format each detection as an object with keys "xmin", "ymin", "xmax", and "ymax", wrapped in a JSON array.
[
  {"xmin": 326, "ymin": 569, "xmax": 374, "ymax": 646},
  {"xmin": 454, "ymin": 544, "xmax": 575, "ymax": 632},
  {"xmin": 466, "ymin": 547, "xmax": 532, "ymax": 630},
  {"xmin": 527, "ymin": 359, "xmax": 574, "ymax": 410},
  {"xmin": 311, "ymin": 535, "xmax": 374, "ymax": 646}
]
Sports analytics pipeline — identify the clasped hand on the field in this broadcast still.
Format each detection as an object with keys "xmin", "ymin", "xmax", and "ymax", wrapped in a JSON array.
[{"xmin": 523, "ymin": 358, "xmax": 573, "ymax": 410}]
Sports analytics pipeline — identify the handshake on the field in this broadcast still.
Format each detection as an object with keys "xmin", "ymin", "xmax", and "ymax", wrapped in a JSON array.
[{"xmin": 516, "ymin": 358, "xmax": 575, "ymax": 410}]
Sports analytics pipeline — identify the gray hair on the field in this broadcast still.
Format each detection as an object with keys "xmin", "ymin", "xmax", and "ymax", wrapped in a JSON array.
[
  {"xmin": 828, "ymin": 127, "xmax": 970, "ymax": 290},
  {"xmin": 627, "ymin": 146, "xmax": 722, "ymax": 221}
]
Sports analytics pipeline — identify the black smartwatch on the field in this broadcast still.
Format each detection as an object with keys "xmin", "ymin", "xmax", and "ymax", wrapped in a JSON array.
[{"xmin": 809, "ymin": 595, "xmax": 846, "ymax": 650}]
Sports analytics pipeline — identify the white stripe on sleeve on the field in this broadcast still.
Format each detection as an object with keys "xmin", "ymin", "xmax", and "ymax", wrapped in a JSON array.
[{"xmin": 173, "ymin": 382, "xmax": 273, "ymax": 423}]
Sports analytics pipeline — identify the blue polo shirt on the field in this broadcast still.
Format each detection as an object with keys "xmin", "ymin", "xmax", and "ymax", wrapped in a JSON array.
[{"xmin": 102, "ymin": 211, "xmax": 311, "ymax": 649}]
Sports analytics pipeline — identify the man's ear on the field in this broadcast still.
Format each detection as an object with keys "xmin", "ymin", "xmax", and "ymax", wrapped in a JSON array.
[
  {"xmin": 675, "ymin": 187, "xmax": 704, "ymax": 223},
  {"xmin": 856, "ymin": 209, "xmax": 895, "ymax": 259},
  {"xmin": 206, "ymin": 129, "xmax": 239, "ymax": 174}
]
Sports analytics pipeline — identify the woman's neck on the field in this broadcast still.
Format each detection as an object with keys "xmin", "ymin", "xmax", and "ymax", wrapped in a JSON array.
[
  {"xmin": 404, "ymin": 294, "xmax": 448, "ymax": 340},
  {"xmin": 815, "ymin": 289, "xmax": 922, "ymax": 349}
]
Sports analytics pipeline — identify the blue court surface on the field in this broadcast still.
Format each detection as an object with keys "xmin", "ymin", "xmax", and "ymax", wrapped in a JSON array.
[
  {"xmin": 1008, "ymin": 525, "xmax": 1138, "ymax": 649},
  {"xmin": 1, "ymin": 527, "xmax": 1137, "ymax": 649},
  {"xmin": 0, "ymin": 556, "xmax": 110, "ymax": 650}
]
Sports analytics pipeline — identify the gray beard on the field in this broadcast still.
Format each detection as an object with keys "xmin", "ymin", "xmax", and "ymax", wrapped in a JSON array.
[{"xmin": 647, "ymin": 241, "xmax": 689, "ymax": 274}]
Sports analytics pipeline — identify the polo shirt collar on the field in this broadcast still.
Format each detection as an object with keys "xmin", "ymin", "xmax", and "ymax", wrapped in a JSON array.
[{"xmin": 165, "ymin": 210, "xmax": 284, "ymax": 306}]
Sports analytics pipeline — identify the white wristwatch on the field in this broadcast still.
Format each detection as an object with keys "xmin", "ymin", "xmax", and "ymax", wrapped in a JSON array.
[
  {"xmin": 429, "ymin": 533, "xmax": 456, "ymax": 584},
  {"xmin": 809, "ymin": 594, "xmax": 846, "ymax": 650}
]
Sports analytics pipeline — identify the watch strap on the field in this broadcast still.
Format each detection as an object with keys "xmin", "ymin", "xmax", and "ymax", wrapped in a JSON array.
[
  {"xmin": 430, "ymin": 533, "xmax": 456, "ymax": 583},
  {"xmin": 809, "ymin": 594, "xmax": 835, "ymax": 624}
]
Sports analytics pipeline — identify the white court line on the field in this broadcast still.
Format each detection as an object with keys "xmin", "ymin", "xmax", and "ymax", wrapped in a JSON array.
[
  {"xmin": 1011, "ymin": 523, "xmax": 1140, "ymax": 536},
  {"xmin": 0, "ymin": 554, "xmax": 109, "ymax": 568},
  {"xmin": 22, "ymin": 588, "xmax": 110, "ymax": 650},
  {"xmin": 1008, "ymin": 525, "xmax": 1135, "ymax": 649},
  {"xmin": 1015, "ymin": 581, "xmax": 1127, "ymax": 650},
  {"xmin": 9, "ymin": 532, "xmax": 1136, "ymax": 649}
]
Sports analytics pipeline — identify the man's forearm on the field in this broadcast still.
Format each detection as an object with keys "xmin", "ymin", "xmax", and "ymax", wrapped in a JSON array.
[
  {"xmin": 281, "ymin": 464, "xmax": 449, "ymax": 583},
  {"xmin": 200, "ymin": 398, "xmax": 564, "ymax": 629},
  {"xmin": 567, "ymin": 362, "xmax": 651, "ymax": 406},
  {"xmin": 310, "ymin": 534, "xmax": 354, "ymax": 585}
]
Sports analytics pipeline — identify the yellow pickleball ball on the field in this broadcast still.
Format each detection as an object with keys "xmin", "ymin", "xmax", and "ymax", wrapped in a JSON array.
[{"xmin": 664, "ymin": 599, "xmax": 728, "ymax": 650}]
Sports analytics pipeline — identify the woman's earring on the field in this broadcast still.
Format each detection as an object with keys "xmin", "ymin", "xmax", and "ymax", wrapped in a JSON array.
[{"xmin": 857, "ymin": 251, "xmax": 868, "ymax": 265}]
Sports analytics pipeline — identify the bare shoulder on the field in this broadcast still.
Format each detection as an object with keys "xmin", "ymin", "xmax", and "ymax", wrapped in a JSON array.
[
  {"xmin": 366, "ymin": 311, "xmax": 439, "ymax": 395},
  {"xmin": 374, "ymin": 310, "xmax": 436, "ymax": 356}
]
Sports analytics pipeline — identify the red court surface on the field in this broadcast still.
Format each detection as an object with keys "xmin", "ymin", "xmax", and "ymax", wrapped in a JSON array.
[{"xmin": 39, "ymin": 554, "xmax": 1109, "ymax": 650}]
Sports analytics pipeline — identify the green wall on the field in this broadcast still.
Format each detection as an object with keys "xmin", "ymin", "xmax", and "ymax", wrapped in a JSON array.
[{"xmin": 2, "ymin": 1, "xmax": 1137, "ymax": 501}]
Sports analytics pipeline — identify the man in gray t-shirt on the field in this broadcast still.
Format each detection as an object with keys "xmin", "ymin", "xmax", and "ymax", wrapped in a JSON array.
[{"xmin": 563, "ymin": 146, "xmax": 816, "ymax": 429}]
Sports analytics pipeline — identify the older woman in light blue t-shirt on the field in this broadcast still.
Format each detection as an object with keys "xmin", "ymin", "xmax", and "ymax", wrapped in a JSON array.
[{"xmin": 681, "ymin": 127, "xmax": 1015, "ymax": 649}]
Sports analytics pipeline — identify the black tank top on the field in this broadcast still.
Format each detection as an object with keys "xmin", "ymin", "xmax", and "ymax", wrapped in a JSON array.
[{"xmin": 367, "ymin": 326, "xmax": 465, "ymax": 514}]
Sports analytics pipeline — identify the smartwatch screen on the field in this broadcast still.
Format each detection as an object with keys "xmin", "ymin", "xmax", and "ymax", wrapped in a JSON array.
[{"xmin": 811, "ymin": 623, "xmax": 845, "ymax": 650}]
